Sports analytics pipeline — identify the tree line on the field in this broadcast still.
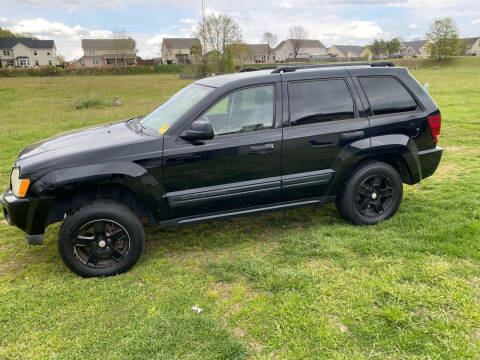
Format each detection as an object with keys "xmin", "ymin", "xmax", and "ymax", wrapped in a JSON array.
[{"xmin": 367, "ymin": 17, "xmax": 467, "ymax": 61}]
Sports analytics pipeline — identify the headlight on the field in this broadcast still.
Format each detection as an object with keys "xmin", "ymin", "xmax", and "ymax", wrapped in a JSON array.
[{"xmin": 11, "ymin": 168, "xmax": 30, "ymax": 198}]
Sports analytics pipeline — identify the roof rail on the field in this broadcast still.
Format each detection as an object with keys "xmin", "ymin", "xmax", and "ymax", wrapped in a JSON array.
[
  {"xmin": 271, "ymin": 62, "xmax": 395, "ymax": 73},
  {"xmin": 239, "ymin": 66, "xmax": 278, "ymax": 72}
]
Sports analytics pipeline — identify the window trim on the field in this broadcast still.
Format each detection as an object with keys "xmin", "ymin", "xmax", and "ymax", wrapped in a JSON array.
[
  {"xmin": 357, "ymin": 75, "xmax": 423, "ymax": 118},
  {"xmin": 194, "ymin": 83, "xmax": 278, "ymax": 138},
  {"xmin": 287, "ymin": 77, "xmax": 358, "ymax": 128}
]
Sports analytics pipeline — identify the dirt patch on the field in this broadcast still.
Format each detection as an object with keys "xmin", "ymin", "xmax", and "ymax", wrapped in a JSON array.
[
  {"xmin": 330, "ymin": 315, "xmax": 349, "ymax": 333},
  {"xmin": 434, "ymin": 163, "xmax": 464, "ymax": 180}
]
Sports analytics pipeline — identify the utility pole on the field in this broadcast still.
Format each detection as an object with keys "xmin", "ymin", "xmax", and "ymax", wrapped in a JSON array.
[{"xmin": 201, "ymin": 0, "xmax": 206, "ymax": 54}]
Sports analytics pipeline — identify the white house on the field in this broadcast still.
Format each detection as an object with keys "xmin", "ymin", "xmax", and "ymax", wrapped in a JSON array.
[
  {"xmin": 0, "ymin": 38, "xmax": 57, "ymax": 68},
  {"xmin": 274, "ymin": 39, "xmax": 326, "ymax": 62},
  {"xmin": 80, "ymin": 39, "xmax": 137, "ymax": 66}
]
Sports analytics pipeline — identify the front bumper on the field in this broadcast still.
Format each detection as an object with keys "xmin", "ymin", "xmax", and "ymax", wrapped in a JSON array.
[
  {"xmin": 1, "ymin": 190, "xmax": 53, "ymax": 244},
  {"xmin": 418, "ymin": 146, "xmax": 443, "ymax": 179}
]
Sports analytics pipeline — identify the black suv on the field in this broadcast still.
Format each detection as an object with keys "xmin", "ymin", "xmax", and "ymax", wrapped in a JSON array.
[{"xmin": 1, "ymin": 63, "xmax": 442, "ymax": 277}]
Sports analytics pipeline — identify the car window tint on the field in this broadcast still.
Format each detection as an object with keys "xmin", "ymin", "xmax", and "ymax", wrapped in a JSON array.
[
  {"xmin": 359, "ymin": 76, "xmax": 417, "ymax": 115},
  {"xmin": 289, "ymin": 79, "xmax": 354, "ymax": 126},
  {"xmin": 204, "ymin": 85, "xmax": 274, "ymax": 136}
]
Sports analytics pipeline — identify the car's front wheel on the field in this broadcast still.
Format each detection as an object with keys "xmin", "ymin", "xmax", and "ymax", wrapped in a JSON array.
[
  {"xmin": 58, "ymin": 201, "xmax": 145, "ymax": 277},
  {"xmin": 336, "ymin": 161, "xmax": 403, "ymax": 225}
]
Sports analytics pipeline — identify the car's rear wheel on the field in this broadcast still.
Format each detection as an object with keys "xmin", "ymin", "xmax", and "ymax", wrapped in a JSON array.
[
  {"xmin": 58, "ymin": 201, "xmax": 144, "ymax": 277},
  {"xmin": 336, "ymin": 161, "xmax": 403, "ymax": 225}
]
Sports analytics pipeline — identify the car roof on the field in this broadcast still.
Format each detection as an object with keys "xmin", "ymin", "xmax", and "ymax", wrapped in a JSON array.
[{"xmin": 195, "ymin": 63, "xmax": 407, "ymax": 88}]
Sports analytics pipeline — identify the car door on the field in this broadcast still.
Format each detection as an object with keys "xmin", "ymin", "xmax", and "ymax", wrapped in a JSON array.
[
  {"xmin": 163, "ymin": 83, "xmax": 283, "ymax": 218},
  {"xmin": 281, "ymin": 72, "xmax": 370, "ymax": 201}
]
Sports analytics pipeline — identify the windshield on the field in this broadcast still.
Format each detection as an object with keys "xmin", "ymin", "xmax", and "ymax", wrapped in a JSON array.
[{"xmin": 141, "ymin": 84, "xmax": 214, "ymax": 133}]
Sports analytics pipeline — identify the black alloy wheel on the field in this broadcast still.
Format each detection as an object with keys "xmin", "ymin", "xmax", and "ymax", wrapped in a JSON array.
[
  {"xmin": 336, "ymin": 161, "xmax": 403, "ymax": 225},
  {"xmin": 356, "ymin": 175, "xmax": 394, "ymax": 218},
  {"xmin": 58, "ymin": 201, "xmax": 145, "ymax": 277},
  {"xmin": 73, "ymin": 219, "xmax": 130, "ymax": 268}
]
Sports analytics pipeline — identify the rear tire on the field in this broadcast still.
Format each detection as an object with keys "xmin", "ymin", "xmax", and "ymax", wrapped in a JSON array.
[
  {"xmin": 58, "ymin": 200, "xmax": 145, "ymax": 277},
  {"xmin": 336, "ymin": 161, "xmax": 403, "ymax": 225}
]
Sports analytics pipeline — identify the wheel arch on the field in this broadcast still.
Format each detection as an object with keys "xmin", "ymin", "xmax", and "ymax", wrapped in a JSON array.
[{"xmin": 45, "ymin": 183, "xmax": 155, "ymax": 229}]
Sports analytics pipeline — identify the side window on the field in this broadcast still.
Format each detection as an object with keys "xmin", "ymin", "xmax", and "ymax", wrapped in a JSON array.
[
  {"xmin": 289, "ymin": 79, "xmax": 354, "ymax": 126},
  {"xmin": 359, "ymin": 76, "xmax": 417, "ymax": 115},
  {"xmin": 203, "ymin": 85, "xmax": 274, "ymax": 136}
]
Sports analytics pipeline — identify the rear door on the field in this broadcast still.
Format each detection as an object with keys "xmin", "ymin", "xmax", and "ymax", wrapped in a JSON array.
[{"xmin": 281, "ymin": 71, "xmax": 369, "ymax": 200}]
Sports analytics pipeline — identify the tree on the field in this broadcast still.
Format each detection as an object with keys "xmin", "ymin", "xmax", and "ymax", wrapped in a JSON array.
[
  {"xmin": 368, "ymin": 39, "xmax": 387, "ymax": 60},
  {"xmin": 114, "ymin": 29, "xmax": 136, "ymax": 67},
  {"xmin": 194, "ymin": 14, "xmax": 242, "ymax": 55},
  {"xmin": 223, "ymin": 46, "xmax": 234, "ymax": 73},
  {"xmin": 262, "ymin": 32, "xmax": 277, "ymax": 61},
  {"xmin": 190, "ymin": 41, "xmax": 203, "ymax": 64},
  {"xmin": 0, "ymin": 27, "xmax": 20, "ymax": 38},
  {"xmin": 229, "ymin": 42, "xmax": 253, "ymax": 64},
  {"xmin": 288, "ymin": 25, "xmax": 308, "ymax": 59},
  {"xmin": 386, "ymin": 38, "xmax": 401, "ymax": 58},
  {"xmin": 425, "ymin": 17, "xmax": 460, "ymax": 60}
]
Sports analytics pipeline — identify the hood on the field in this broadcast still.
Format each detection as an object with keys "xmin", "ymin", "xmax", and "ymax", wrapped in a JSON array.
[{"xmin": 16, "ymin": 120, "xmax": 162, "ymax": 177}]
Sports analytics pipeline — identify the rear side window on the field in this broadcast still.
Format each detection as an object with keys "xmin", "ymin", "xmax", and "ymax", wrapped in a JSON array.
[
  {"xmin": 359, "ymin": 76, "xmax": 417, "ymax": 115},
  {"xmin": 289, "ymin": 79, "xmax": 354, "ymax": 126}
]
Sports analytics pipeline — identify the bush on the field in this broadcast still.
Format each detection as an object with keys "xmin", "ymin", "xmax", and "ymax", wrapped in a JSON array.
[
  {"xmin": 0, "ymin": 64, "xmax": 190, "ymax": 77},
  {"xmin": 75, "ymin": 98, "xmax": 108, "ymax": 109}
]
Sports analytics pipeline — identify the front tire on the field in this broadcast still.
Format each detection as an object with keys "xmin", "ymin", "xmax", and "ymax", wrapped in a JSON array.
[
  {"xmin": 58, "ymin": 201, "xmax": 145, "ymax": 277},
  {"xmin": 336, "ymin": 161, "xmax": 403, "ymax": 225}
]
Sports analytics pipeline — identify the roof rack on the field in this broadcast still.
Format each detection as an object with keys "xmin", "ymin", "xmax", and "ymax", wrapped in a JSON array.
[
  {"xmin": 239, "ymin": 66, "xmax": 278, "ymax": 72},
  {"xmin": 271, "ymin": 62, "xmax": 395, "ymax": 73}
]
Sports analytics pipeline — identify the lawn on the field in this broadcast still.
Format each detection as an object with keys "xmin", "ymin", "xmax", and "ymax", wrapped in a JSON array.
[{"xmin": 0, "ymin": 58, "xmax": 479, "ymax": 359}]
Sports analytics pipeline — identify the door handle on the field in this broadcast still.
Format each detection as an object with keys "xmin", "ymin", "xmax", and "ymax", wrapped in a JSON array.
[
  {"xmin": 249, "ymin": 143, "xmax": 275, "ymax": 153},
  {"xmin": 340, "ymin": 131, "xmax": 364, "ymax": 141}
]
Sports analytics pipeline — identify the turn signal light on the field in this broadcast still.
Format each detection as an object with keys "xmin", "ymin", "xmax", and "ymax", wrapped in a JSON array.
[{"xmin": 17, "ymin": 179, "xmax": 31, "ymax": 198}]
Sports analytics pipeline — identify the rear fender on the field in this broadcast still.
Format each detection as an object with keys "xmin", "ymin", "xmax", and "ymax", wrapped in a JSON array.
[{"xmin": 328, "ymin": 134, "xmax": 421, "ymax": 195}]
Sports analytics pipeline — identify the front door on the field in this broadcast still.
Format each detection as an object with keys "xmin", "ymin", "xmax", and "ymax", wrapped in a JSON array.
[{"xmin": 163, "ymin": 83, "xmax": 283, "ymax": 218}]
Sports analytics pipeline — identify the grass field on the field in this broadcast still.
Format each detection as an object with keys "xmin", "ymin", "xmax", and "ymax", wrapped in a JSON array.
[{"xmin": 0, "ymin": 57, "xmax": 479, "ymax": 359}]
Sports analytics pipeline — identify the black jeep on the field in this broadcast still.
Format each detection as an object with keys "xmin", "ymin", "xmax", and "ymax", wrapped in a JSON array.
[{"xmin": 1, "ymin": 62, "xmax": 442, "ymax": 277}]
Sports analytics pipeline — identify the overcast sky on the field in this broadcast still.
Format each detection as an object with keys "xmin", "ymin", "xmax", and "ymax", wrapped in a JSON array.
[{"xmin": 0, "ymin": 0, "xmax": 479, "ymax": 60}]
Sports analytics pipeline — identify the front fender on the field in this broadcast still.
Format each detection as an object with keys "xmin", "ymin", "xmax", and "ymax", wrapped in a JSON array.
[
  {"xmin": 30, "ymin": 161, "xmax": 150, "ymax": 194},
  {"xmin": 30, "ymin": 160, "xmax": 167, "ymax": 224}
]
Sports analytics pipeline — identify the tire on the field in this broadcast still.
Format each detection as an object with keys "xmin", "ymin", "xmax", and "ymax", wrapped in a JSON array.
[
  {"xmin": 58, "ymin": 200, "xmax": 145, "ymax": 277},
  {"xmin": 336, "ymin": 161, "xmax": 403, "ymax": 225}
]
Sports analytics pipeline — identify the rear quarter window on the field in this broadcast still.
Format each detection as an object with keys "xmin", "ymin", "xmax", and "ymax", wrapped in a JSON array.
[
  {"xmin": 359, "ymin": 76, "xmax": 417, "ymax": 116},
  {"xmin": 289, "ymin": 79, "xmax": 354, "ymax": 126}
]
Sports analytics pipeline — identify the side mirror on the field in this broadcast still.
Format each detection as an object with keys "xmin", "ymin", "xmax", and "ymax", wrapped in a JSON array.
[{"xmin": 180, "ymin": 119, "xmax": 214, "ymax": 142}]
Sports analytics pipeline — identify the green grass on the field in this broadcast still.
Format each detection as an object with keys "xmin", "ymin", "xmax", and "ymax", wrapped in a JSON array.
[{"xmin": 0, "ymin": 59, "xmax": 479, "ymax": 359}]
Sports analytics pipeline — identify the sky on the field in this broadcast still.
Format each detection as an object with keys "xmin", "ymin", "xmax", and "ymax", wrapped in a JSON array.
[{"xmin": 0, "ymin": 0, "xmax": 479, "ymax": 60}]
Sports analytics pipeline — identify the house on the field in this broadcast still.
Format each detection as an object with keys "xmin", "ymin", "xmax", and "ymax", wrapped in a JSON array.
[
  {"xmin": 246, "ymin": 44, "xmax": 272, "ymax": 63},
  {"xmin": 274, "ymin": 39, "xmax": 326, "ymax": 62},
  {"xmin": 161, "ymin": 38, "xmax": 201, "ymax": 64},
  {"xmin": 327, "ymin": 45, "xmax": 366, "ymax": 58},
  {"xmin": 80, "ymin": 39, "xmax": 137, "ymax": 66},
  {"xmin": 400, "ymin": 40, "xmax": 429, "ymax": 58},
  {"xmin": 462, "ymin": 37, "xmax": 480, "ymax": 56},
  {"xmin": 0, "ymin": 38, "xmax": 57, "ymax": 68}
]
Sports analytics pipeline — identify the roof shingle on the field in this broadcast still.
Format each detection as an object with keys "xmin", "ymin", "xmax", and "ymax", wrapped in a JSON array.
[{"xmin": 0, "ymin": 37, "xmax": 55, "ymax": 49}]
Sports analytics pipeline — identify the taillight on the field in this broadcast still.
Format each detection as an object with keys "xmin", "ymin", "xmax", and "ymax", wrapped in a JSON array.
[{"xmin": 427, "ymin": 114, "xmax": 441, "ymax": 144}]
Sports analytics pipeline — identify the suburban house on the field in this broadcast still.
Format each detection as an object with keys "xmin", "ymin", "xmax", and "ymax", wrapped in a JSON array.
[
  {"xmin": 274, "ymin": 39, "xmax": 326, "ymax": 62},
  {"xmin": 462, "ymin": 37, "xmax": 480, "ymax": 55},
  {"xmin": 80, "ymin": 39, "xmax": 137, "ymax": 66},
  {"xmin": 399, "ymin": 40, "xmax": 429, "ymax": 58},
  {"xmin": 0, "ymin": 38, "xmax": 57, "ymax": 68},
  {"xmin": 246, "ymin": 44, "xmax": 272, "ymax": 63},
  {"xmin": 327, "ymin": 45, "xmax": 366, "ymax": 58},
  {"xmin": 161, "ymin": 38, "xmax": 201, "ymax": 64}
]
